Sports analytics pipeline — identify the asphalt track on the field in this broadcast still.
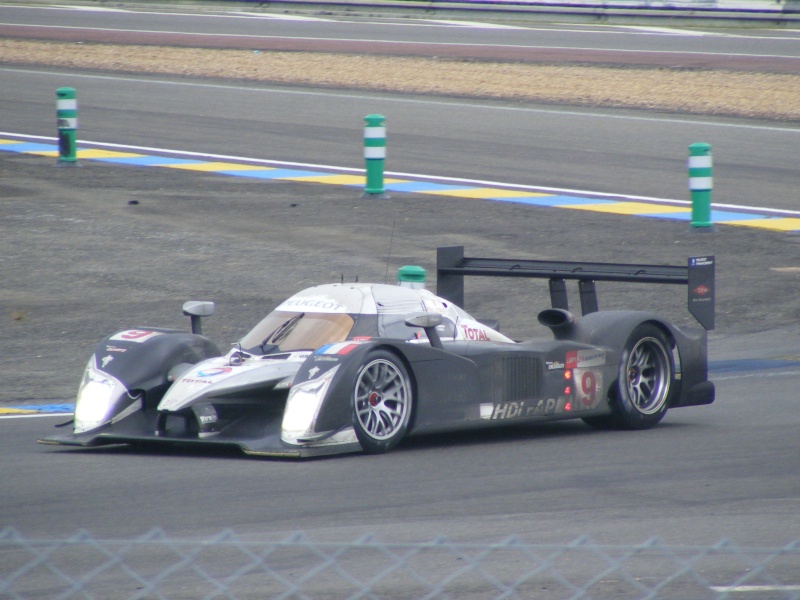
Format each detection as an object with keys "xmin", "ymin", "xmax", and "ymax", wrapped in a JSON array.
[
  {"xmin": 1, "ymin": 4, "xmax": 800, "ymax": 592},
  {"xmin": 3, "ymin": 4, "xmax": 800, "ymax": 213},
  {"xmin": 3, "ymin": 23, "xmax": 800, "ymax": 73},
  {"xmin": 2, "ymin": 85, "xmax": 800, "ymax": 552},
  {"xmin": 3, "ymin": 2, "xmax": 800, "ymax": 72}
]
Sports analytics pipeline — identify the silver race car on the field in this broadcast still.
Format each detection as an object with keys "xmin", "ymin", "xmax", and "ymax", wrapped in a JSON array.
[{"xmin": 40, "ymin": 246, "xmax": 715, "ymax": 458}]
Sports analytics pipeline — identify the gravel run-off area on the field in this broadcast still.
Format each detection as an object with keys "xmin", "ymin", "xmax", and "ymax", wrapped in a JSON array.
[{"xmin": 1, "ymin": 39, "xmax": 799, "ymax": 121}]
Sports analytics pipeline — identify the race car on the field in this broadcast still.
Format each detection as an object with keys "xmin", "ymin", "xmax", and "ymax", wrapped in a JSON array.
[{"xmin": 39, "ymin": 246, "xmax": 715, "ymax": 458}]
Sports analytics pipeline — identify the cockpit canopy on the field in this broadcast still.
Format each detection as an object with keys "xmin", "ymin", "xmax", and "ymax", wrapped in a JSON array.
[
  {"xmin": 237, "ymin": 282, "xmax": 507, "ymax": 354},
  {"xmin": 238, "ymin": 283, "xmax": 439, "ymax": 353}
]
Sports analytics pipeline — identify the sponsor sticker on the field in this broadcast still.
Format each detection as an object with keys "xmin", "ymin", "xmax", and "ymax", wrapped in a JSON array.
[
  {"xmin": 576, "ymin": 349, "xmax": 605, "ymax": 368},
  {"xmin": 312, "ymin": 356, "xmax": 340, "ymax": 363},
  {"xmin": 276, "ymin": 297, "xmax": 346, "ymax": 313},
  {"xmin": 459, "ymin": 325, "xmax": 490, "ymax": 341},
  {"xmin": 690, "ymin": 257, "xmax": 714, "ymax": 267},
  {"xmin": 481, "ymin": 398, "xmax": 564, "ymax": 420},
  {"xmin": 566, "ymin": 351, "xmax": 578, "ymax": 370},
  {"xmin": 566, "ymin": 349, "xmax": 605, "ymax": 369},
  {"xmin": 195, "ymin": 367, "xmax": 232, "ymax": 378},
  {"xmin": 109, "ymin": 330, "xmax": 163, "ymax": 343}
]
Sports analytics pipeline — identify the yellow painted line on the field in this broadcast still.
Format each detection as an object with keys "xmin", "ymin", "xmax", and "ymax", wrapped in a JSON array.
[
  {"xmin": 720, "ymin": 217, "xmax": 800, "ymax": 232},
  {"xmin": 564, "ymin": 202, "xmax": 690, "ymax": 215},
  {"xmin": 427, "ymin": 188, "xmax": 552, "ymax": 199},
  {"xmin": 284, "ymin": 174, "xmax": 367, "ymax": 185},
  {"xmin": 0, "ymin": 139, "xmax": 23, "ymax": 145},
  {"xmin": 164, "ymin": 162, "xmax": 274, "ymax": 172},
  {"xmin": 0, "ymin": 408, "xmax": 39, "ymax": 415},
  {"xmin": 76, "ymin": 149, "xmax": 142, "ymax": 159},
  {"xmin": 76, "ymin": 149, "xmax": 143, "ymax": 159},
  {"xmin": 25, "ymin": 150, "xmax": 59, "ymax": 157}
]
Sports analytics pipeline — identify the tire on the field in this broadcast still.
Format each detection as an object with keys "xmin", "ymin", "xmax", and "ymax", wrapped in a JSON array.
[
  {"xmin": 352, "ymin": 350, "xmax": 414, "ymax": 454},
  {"xmin": 583, "ymin": 324, "xmax": 675, "ymax": 431}
]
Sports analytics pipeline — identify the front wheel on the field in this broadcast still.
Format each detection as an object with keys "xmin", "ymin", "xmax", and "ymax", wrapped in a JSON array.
[
  {"xmin": 352, "ymin": 351, "xmax": 414, "ymax": 454},
  {"xmin": 584, "ymin": 324, "xmax": 675, "ymax": 430}
]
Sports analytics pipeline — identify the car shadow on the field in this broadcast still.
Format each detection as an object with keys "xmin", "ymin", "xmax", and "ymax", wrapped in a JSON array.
[
  {"xmin": 46, "ymin": 419, "xmax": 694, "ymax": 461},
  {"xmin": 398, "ymin": 418, "xmax": 693, "ymax": 453}
]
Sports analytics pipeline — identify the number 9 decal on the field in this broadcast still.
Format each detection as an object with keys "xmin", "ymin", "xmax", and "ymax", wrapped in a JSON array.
[{"xmin": 578, "ymin": 369, "xmax": 601, "ymax": 409}]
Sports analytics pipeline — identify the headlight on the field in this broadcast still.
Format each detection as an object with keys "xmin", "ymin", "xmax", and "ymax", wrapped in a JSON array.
[
  {"xmin": 74, "ymin": 359, "xmax": 130, "ymax": 434},
  {"xmin": 281, "ymin": 365, "xmax": 339, "ymax": 444}
]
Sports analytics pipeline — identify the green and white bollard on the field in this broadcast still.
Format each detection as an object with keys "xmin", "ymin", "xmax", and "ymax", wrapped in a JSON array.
[
  {"xmin": 56, "ymin": 87, "xmax": 78, "ymax": 165},
  {"xmin": 688, "ymin": 142, "xmax": 712, "ymax": 228},
  {"xmin": 363, "ymin": 114, "xmax": 388, "ymax": 198},
  {"xmin": 397, "ymin": 265, "xmax": 426, "ymax": 289}
]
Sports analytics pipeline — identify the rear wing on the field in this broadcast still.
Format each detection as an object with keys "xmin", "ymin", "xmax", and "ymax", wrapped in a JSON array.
[{"xmin": 436, "ymin": 246, "xmax": 715, "ymax": 330}]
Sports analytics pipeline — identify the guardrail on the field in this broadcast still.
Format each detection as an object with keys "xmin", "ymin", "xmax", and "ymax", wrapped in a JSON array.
[
  {"xmin": 6, "ymin": 0, "xmax": 797, "ymax": 26},
  {"xmin": 224, "ymin": 0, "xmax": 800, "ymax": 24},
  {"xmin": 2, "ymin": 528, "xmax": 799, "ymax": 599}
]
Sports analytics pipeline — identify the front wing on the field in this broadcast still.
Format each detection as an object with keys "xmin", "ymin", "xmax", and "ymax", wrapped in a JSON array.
[{"xmin": 39, "ymin": 408, "xmax": 362, "ymax": 458}]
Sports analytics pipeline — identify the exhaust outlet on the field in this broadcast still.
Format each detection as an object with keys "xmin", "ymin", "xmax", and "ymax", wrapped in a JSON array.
[{"xmin": 537, "ymin": 308, "xmax": 576, "ymax": 340}]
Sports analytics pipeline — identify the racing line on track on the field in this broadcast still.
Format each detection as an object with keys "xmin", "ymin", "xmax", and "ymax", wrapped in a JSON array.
[{"xmin": 3, "ymin": 136, "xmax": 800, "ymax": 233}]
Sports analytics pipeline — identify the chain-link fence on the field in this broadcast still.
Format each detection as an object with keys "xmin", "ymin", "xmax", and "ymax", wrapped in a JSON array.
[{"xmin": 2, "ymin": 528, "xmax": 799, "ymax": 599}]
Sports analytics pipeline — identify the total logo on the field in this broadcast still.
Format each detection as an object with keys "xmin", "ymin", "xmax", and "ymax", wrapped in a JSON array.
[
  {"xmin": 459, "ymin": 325, "xmax": 490, "ymax": 341},
  {"xmin": 196, "ymin": 367, "xmax": 232, "ymax": 378}
]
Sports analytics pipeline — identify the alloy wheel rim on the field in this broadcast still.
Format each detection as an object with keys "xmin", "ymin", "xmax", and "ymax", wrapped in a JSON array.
[
  {"xmin": 354, "ymin": 359, "xmax": 410, "ymax": 440},
  {"xmin": 625, "ymin": 337, "xmax": 670, "ymax": 415}
]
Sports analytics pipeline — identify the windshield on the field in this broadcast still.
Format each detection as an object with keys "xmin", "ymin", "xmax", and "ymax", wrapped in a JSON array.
[{"xmin": 239, "ymin": 311, "xmax": 355, "ymax": 353}]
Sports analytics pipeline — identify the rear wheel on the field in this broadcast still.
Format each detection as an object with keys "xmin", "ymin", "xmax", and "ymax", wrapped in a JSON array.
[
  {"xmin": 352, "ymin": 351, "xmax": 413, "ymax": 454},
  {"xmin": 583, "ymin": 324, "xmax": 674, "ymax": 430}
]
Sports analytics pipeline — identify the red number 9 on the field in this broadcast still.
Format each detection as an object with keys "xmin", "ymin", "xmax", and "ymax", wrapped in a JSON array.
[{"xmin": 581, "ymin": 371, "xmax": 596, "ymax": 407}]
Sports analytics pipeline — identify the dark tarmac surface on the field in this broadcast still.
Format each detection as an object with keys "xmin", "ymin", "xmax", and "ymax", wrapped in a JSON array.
[{"xmin": 2, "ymin": 151, "xmax": 800, "ymax": 403}]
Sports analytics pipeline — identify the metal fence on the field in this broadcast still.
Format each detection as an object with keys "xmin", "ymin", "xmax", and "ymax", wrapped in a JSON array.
[{"xmin": 2, "ymin": 528, "xmax": 799, "ymax": 599}]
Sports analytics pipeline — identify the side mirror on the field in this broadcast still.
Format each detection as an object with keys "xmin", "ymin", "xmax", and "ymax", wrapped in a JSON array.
[
  {"xmin": 182, "ymin": 301, "xmax": 215, "ymax": 335},
  {"xmin": 404, "ymin": 312, "xmax": 444, "ymax": 349}
]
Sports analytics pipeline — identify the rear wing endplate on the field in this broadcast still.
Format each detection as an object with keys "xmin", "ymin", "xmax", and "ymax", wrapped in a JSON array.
[{"xmin": 436, "ymin": 246, "xmax": 715, "ymax": 330}]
